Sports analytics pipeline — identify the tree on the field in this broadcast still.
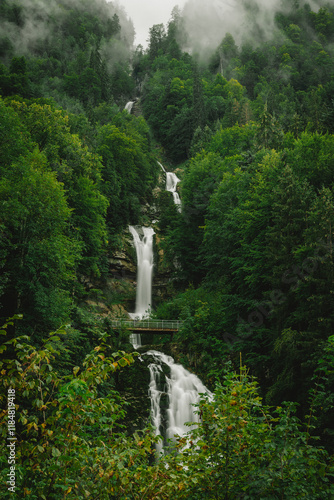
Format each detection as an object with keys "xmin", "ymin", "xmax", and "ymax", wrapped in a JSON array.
[
  {"xmin": 107, "ymin": 13, "xmax": 121, "ymax": 38},
  {"xmin": 192, "ymin": 63, "xmax": 205, "ymax": 130},
  {"xmin": 97, "ymin": 123, "xmax": 157, "ymax": 231},
  {"xmin": 148, "ymin": 24, "xmax": 167, "ymax": 60},
  {"xmin": 0, "ymin": 322, "xmax": 154, "ymax": 499},
  {"xmin": 0, "ymin": 56, "xmax": 31, "ymax": 97},
  {"xmin": 135, "ymin": 366, "xmax": 334, "ymax": 499},
  {"xmin": 256, "ymin": 102, "xmax": 284, "ymax": 149},
  {"xmin": 4, "ymin": 98, "xmax": 109, "ymax": 277},
  {"xmin": 0, "ymin": 98, "xmax": 33, "ymax": 168},
  {"xmin": 167, "ymin": 6, "xmax": 187, "ymax": 56},
  {"xmin": 0, "ymin": 150, "xmax": 80, "ymax": 335},
  {"xmin": 209, "ymin": 33, "xmax": 239, "ymax": 77}
]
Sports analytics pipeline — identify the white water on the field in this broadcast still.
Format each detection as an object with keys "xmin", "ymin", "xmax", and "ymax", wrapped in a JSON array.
[
  {"xmin": 158, "ymin": 161, "xmax": 166, "ymax": 173},
  {"xmin": 158, "ymin": 162, "xmax": 182, "ymax": 211},
  {"xmin": 127, "ymin": 184, "xmax": 209, "ymax": 456},
  {"xmin": 128, "ymin": 226, "xmax": 155, "ymax": 347},
  {"xmin": 148, "ymin": 361, "xmax": 164, "ymax": 456},
  {"xmin": 128, "ymin": 226, "xmax": 155, "ymax": 319},
  {"xmin": 124, "ymin": 101, "xmax": 135, "ymax": 113},
  {"xmin": 146, "ymin": 350, "xmax": 212, "ymax": 456},
  {"xmin": 166, "ymin": 172, "xmax": 182, "ymax": 211}
]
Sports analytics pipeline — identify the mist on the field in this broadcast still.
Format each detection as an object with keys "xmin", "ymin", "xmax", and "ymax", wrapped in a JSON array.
[
  {"xmin": 180, "ymin": 0, "xmax": 325, "ymax": 55},
  {"xmin": 0, "ymin": 0, "xmax": 135, "ymax": 60}
]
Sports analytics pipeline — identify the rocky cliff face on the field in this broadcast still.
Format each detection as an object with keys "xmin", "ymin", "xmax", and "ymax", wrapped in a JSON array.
[
  {"xmin": 82, "ymin": 229, "xmax": 175, "ymax": 320},
  {"xmin": 82, "ymin": 168, "xmax": 177, "ymax": 319},
  {"xmin": 131, "ymin": 99, "xmax": 142, "ymax": 117}
]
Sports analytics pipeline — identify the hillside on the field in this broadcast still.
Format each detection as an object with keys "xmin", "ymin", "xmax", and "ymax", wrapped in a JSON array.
[{"xmin": 1, "ymin": 0, "xmax": 334, "ymax": 497}]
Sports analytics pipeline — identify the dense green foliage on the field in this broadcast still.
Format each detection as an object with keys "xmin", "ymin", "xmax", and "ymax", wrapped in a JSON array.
[
  {"xmin": 1, "ymin": 319, "xmax": 334, "ymax": 498},
  {"xmin": 138, "ymin": 1, "xmax": 334, "ymax": 161},
  {"xmin": 0, "ymin": 2, "xmax": 158, "ymax": 340},
  {"xmin": 0, "ymin": 0, "xmax": 135, "ymax": 109},
  {"xmin": 1, "ymin": 0, "xmax": 334, "ymax": 497},
  {"xmin": 0, "ymin": 95, "xmax": 157, "ymax": 340},
  {"xmin": 150, "ymin": 0, "xmax": 334, "ymax": 454},
  {"xmin": 0, "ymin": 318, "xmax": 154, "ymax": 499}
]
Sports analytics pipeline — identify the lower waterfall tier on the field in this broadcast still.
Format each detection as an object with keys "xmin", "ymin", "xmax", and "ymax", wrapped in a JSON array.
[{"xmin": 145, "ymin": 350, "xmax": 212, "ymax": 456}]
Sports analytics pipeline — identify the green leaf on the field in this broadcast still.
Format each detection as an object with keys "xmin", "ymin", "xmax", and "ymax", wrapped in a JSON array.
[{"xmin": 118, "ymin": 357, "xmax": 128, "ymax": 367}]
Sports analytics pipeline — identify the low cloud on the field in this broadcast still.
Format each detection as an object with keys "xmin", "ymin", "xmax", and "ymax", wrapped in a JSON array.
[
  {"xmin": 0, "ymin": 0, "xmax": 135, "ymax": 60},
  {"xmin": 181, "ymin": 0, "xmax": 325, "ymax": 54}
]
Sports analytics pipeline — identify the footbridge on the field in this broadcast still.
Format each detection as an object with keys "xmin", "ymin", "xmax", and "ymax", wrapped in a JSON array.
[{"xmin": 110, "ymin": 319, "xmax": 183, "ymax": 334}]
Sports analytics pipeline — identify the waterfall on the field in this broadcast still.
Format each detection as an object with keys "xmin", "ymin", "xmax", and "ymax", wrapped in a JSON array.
[
  {"xmin": 166, "ymin": 172, "xmax": 182, "ymax": 211},
  {"xmin": 128, "ymin": 226, "xmax": 155, "ymax": 319},
  {"xmin": 146, "ymin": 350, "xmax": 212, "ymax": 456},
  {"xmin": 158, "ymin": 161, "xmax": 166, "ymax": 173},
  {"xmin": 158, "ymin": 162, "xmax": 182, "ymax": 211},
  {"xmin": 124, "ymin": 101, "xmax": 135, "ymax": 113},
  {"xmin": 148, "ymin": 361, "xmax": 164, "ymax": 456},
  {"xmin": 128, "ymin": 226, "xmax": 155, "ymax": 346},
  {"xmin": 127, "ymin": 177, "xmax": 209, "ymax": 456}
]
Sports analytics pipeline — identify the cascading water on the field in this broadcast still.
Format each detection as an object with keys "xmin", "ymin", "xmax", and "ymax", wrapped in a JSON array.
[
  {"xmin": 158, "ymin": 161, "xmax": 166, "ymax": 173},
  {"xmin": 158, "ymin": 162, "xmax": 182, "ymax": 211},
  {"xmin": 129, "ymin": 226, "xmax": 155, "ymax": 319},
  {"xmin": 146, "ymin": 350, "xmax": 212, "ymax": 456},
  {"xmin": 124, "ymin": 101, "xmax": 135, "ymax": 113},
  {"xmin": 128, "ymin": 225, "xmax": 155, "ymax": 347},
  {"xmin": 166, "ymin": 172, "xmax": 182, "ymax": 211},
  {"xmin": 148, "ymin": 361, "xmax": 164, "ymax": 456},
  {"xmin": 128, "ymin": 177, "xmax": 209, "ymax": 457}
]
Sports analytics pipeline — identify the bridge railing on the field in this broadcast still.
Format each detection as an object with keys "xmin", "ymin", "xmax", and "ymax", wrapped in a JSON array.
[{"xmin": 111, "ymin": 320, "xmax": 183, "ymax": 331}]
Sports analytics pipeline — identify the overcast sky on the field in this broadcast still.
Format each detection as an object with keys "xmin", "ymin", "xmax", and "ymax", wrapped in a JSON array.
[{"xmin": 116, "ymin": 0, "xmax": 187, "ymax": 47}]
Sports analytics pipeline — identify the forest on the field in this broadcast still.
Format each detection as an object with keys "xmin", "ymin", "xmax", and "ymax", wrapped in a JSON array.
[{"xmin": 1, "ymin": 0, "xmax": 334, "ymax": 497}]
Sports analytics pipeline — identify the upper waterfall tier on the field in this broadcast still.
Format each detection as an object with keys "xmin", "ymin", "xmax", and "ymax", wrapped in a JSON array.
[
  {"xmin": 166, "ymin": 171, "xmax": 182, "ymax": 211},
  {"xmin": 158, "ymin": 162, "xmax": 182, "ymax": 211},
  {"xmin": 124, "ymin": 101, "xmax": 135, "ymax": 113}
]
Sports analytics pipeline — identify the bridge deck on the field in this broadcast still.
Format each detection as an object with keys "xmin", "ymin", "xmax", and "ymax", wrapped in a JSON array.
[{"xmin": 111, "ymin": 320, "xmax": 183, "ymax": 333}]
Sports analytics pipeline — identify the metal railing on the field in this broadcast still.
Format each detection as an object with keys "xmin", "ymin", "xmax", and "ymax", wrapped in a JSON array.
[{"xmin": 110, "ymin": 320, "xmax": 183, "ymax": 331}]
